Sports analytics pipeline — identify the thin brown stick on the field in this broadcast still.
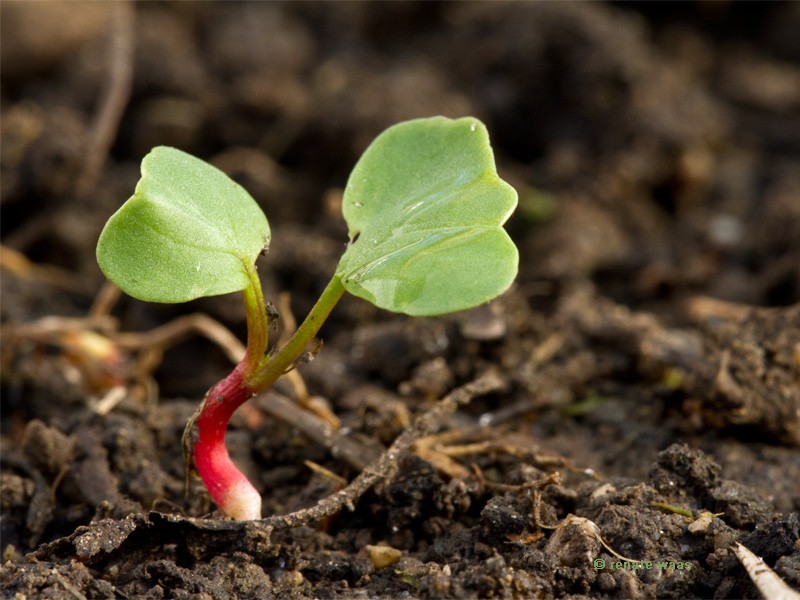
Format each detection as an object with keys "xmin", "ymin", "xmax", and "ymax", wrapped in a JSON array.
[
  {"xmin": 262, "ymin": 371, "xmax": 505, "ymax": 531},
  {"xmin": 75, "ymin": 1, "xmax": 135, "ymax": 197},
  {"xmin": 490, "ymin": 471, "xmax": 561, "ymax": 496},
  {"xmin": 89, "ymin": 282, "xmax": 123, "ymax": 319},
  {"xmin": 0, "ymin": 244, "xmax": 80, "ymax": 290},
  {"xmin": 259, "ymin": 392, "xmax": 378, "ymax": 471},
  {"xmin": 114, "ymin": 313, "xmax": 246, "ymax": 365}
]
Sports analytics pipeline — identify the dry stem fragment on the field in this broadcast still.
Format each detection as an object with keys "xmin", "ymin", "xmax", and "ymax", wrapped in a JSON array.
[{"xmin": 733, "ymin": 542, "xmax": 800, "ymax": 600}]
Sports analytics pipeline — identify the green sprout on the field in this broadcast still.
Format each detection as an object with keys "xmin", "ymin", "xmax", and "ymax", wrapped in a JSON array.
[{"xmin": 96, "ymin": 116, "xmax": 518, "ymax": 520}]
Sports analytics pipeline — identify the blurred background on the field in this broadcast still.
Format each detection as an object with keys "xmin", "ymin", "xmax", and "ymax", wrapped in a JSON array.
[{"xmin": 3, "ymin": 2, "xmax": 799, "ymax": 318}]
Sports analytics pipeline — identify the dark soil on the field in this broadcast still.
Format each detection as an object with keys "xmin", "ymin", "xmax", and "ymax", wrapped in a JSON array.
[{"xmin": 2, "ymin": 2, "xmax": 799, "ymax": 598}]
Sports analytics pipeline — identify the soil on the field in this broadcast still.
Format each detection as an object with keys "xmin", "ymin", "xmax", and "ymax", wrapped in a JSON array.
[{"xmin": 1, "ymin": 2, "xmax": 799, "ymax": 599}]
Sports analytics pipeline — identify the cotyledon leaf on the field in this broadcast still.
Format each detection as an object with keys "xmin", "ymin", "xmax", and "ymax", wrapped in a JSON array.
[
  {"xmin": 336, "ymin": 117, "xmax": 518, "ymax": 316},
  {"xmin": 96, "ymin": 146, "xmax": 270, "ymax": 303}
]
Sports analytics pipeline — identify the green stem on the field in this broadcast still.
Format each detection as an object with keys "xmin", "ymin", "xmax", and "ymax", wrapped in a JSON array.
[
  {"xmin": 248, "ymin": 275, "xmax": 346, "ymax": 392},
  {"xmin": 241, "ymin": 263, "xmax": 269, "ymax": 385}
]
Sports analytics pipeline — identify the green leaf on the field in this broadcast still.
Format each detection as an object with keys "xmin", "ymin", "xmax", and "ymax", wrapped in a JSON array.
[
  {"xmin": 97, "ymin": 147, "xmax": 269, "ymax": 303},
  {"xmin": 336, "ymin": 117, "xmax": 518, "ymax": 316}
]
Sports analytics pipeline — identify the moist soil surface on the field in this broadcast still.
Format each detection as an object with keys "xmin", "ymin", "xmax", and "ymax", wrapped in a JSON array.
[{"xmin": 2, "ymin": 3, "xmax": 799, "ymax": 599}]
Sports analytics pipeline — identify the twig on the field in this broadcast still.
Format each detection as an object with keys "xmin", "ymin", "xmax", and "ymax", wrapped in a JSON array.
[
  {"xmin": 75, "ymin": 0, "xmax": 134, "ymax": 197},
  {"xmin": 304, "ymin": 460, "xmax": 347, "ymax": 485},
  {"xmin": 733, "ymin": 542, "xmax": 800, "ymax": 600},
  {"xmin": 114, "ymin": 313, "xmax": 246, "ymax": 365},
  {"xmin": 0, "ymin": 244, "xmax": 80, "ymax": 290},
  {"xmin": 491, "ymin": 471, "xmax": 561, "ymax": 496},
  {"xmin": 263, "ymin": 371, "xmax": 505, "ymax": 531},
  {"xmin": 259, "ymin": 392, "xmax": 379, "ymax": 471},
  {"xmin": 89, "ymin": 282, "xmax": 123, "ymax": 319}
]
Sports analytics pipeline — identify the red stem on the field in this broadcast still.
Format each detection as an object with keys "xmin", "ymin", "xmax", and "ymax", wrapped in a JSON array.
[{"xmin": 193, "ymin": 362, "xmax": 262, "ymax": 520}]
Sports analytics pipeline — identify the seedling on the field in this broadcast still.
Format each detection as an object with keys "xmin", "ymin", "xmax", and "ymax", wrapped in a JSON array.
[{"xmin": 96, "ymin": 117, "xmax": 518, "ymax": 520}]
